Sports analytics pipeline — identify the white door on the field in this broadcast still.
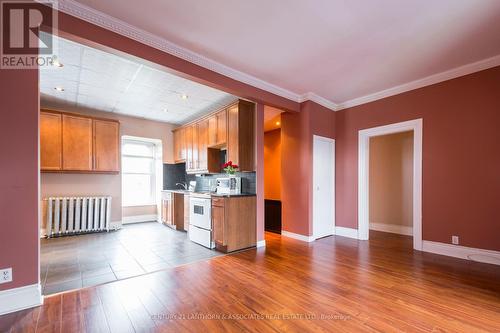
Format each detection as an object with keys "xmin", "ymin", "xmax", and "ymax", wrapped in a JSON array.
[{"xmin": 313, "ymin": 136, "xmax": 335, "ymax": 239}]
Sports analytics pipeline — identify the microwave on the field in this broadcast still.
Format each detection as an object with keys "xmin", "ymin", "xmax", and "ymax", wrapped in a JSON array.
[{"xmin": 216, "ymin": 177, "xmax": 241, "ymax": 195}]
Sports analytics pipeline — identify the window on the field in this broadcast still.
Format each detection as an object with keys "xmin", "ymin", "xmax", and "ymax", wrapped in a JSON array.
[{"xmin": 122, "ymin": 139, "xmax": 157, "ymax": 206}]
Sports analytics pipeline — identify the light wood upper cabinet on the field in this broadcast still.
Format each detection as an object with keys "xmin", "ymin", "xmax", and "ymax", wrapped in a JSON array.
[
  {"xmin": 40, "ymin": 112, "xmax": 62, "ymax": 170},
  {"xmin": 185, "ymin": 125, "xmax": 194, "ymax": 171},
  {"xmin": 173, "ymin": 128, "xmax": 186, "ymax": 163},
  {"xmin": 208, "ymin": 115, "xmax": 217, "ymax": 147},
  {"xmin": 40, "ymin": 110, "xmax": 120, "ymax": 173},
  {"xmin": 172, "ymin": 99, "xmax": 254, "ymax": 173},
  {"xmin": 62, "ymin": 114, "xmax": 93, "ymax": 171},
  {"xmin": 216, "ymin": 109, "xmax": 227, "ymax": 146},
  {"xmin": 94, "ymin": 120, "xmax": 120, "ymax": 172},
  {"xmin": 226, "ymin": 101, "xmax": 255, "ymax": 171},
  {"xmin": 192, "ymin": 124, "xmax": 199, "ymax": 171},
  {"xmin": 198, "ymin": 119, "xmax": 209, "ymax": 171}
]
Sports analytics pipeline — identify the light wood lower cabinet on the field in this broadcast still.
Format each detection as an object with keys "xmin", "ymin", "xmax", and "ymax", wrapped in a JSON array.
[
  {"xmin": 161, "ymin": 191, "xmax": 185, "ymax": 231},
  {"xmin": 212, "ymin": 196, "xmax": 256, "ymax": 253},
  {"xmin": 40, "ymin": 110, "xmax": 120, "ymax": 173}
]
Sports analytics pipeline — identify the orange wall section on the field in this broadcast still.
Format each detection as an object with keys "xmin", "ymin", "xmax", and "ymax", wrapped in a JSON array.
[{"xmin": 264, "ymin": 129, "xmax": 282, "ymax": 200}]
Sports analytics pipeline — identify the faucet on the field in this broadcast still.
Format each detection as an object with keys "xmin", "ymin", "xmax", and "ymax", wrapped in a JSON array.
[{"xmin": 176, "ymin": 182, "xmax": 187, "ymax": 190}]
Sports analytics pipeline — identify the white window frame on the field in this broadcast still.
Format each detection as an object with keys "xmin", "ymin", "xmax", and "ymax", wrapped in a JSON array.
[{"xmin": 121, "ymin": 136, "xmax": 163, "ymax": 208}]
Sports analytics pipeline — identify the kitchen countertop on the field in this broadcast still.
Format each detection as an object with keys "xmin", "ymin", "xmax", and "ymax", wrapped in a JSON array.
[{"xmin": 162, "ymin": 189, "xmax": 256, "ymax": 197}]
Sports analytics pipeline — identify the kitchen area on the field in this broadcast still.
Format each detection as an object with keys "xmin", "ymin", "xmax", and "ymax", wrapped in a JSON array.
[{"xmin": 161, "ymin": 99, "xmax": 257, "ymax": 253}]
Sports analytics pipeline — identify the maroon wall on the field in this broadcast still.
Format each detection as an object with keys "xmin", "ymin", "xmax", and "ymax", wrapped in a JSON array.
[
  {"xmin": 281, "ymin": 101, "xmax": 336, "ymax": 236},
  {"xmin": 0, "ymin": 69, "xmax": 39, "ymax": 291},
  {"xmin": 336, "ymin": 66, "xmax": 500, "ymax": 251}
]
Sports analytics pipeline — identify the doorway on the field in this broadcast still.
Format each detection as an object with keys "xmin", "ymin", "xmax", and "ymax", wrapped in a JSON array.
[
  {"xmin": 312, "ymin": 135, "xmax": 335, "ymax": 239},
  {"xmin": 358, "ymin": 119, "xmax": 423, "ymax": 250}
]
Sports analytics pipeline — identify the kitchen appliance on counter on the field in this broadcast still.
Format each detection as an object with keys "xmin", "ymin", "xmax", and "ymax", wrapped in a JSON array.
[
  {"xmin": 189, "ymin": 193, "xmax": 214, "ymax": 248},
  {"xmin": 216, "ymin": 177, "xmax": 241, "ymax": 195}
]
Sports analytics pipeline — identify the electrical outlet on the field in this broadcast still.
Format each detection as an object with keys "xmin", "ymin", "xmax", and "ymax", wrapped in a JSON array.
[
  {"xmin": 0, "ymin": 268, "xmax": 12, "ymax": 284},
  {"xmin": 452, "ymin": 236, "xmax": 459, "ymax": 245}
]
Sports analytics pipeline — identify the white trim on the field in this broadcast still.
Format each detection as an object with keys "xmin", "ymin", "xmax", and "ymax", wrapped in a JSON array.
[
  {"xmin": 358, "ymin": 119, "xmax": 423, "ymax": 250},
  {"xmin": 122, "ymin": 214, "xmax": 158, "ymax": 224},
  {"xmin": 312, "ymin": 135, "xmax": 336, "ymax": 240},
  {"xmin": 299, "ymin": 92, "xmax": 338, "ymax": 111},
  {"xmin": 336, "ymin": 55, "xmax": 500, "ymax": 110},
  {"xmin": 281, "ymin": 231, "xmax": 315, "ymax": 243},
  {"xmin": 0, "ymin": 284, "xmax": 43, "ymax": 315},
  {"xmin": 370, "ymin": 222, "xmax": 413, "ymax": 236},
  {"xmin": 422, "ymin": 241, "xmax": 500, "ymax": 266},
  {"xmin": 256, "ymin": 240, "xmax": 266, "ymax": 248},
  {"xmin": 335, "ymin": 227, "xmax": 359, "ymax": 240},
  {"xmin": 55, "ymin": 1, "xmax": 500, "ymax": 113}
]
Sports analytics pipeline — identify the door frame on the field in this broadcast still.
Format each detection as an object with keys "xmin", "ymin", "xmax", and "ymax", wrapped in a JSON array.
[
  {"xmin": 358, "ymin": 119, "xmax": 423, "ymax": 250},
  {"xmin": 312, "ymin": 135, "xmax": 336, "ymax": 240}
]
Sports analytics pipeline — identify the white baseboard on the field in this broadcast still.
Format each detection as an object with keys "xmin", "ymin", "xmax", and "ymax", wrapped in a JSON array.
[
  {"xmin": 422, "ymin": 241, "xmax": 500, "ymax": 266},
  {"xmin": 256, "ymin": 240, "xmax": 266, "ymax": 248},
  {"xmin": 335, "ymin": 226, "xmax": 359, "ymax": 239},
  {"xmin": 370, "ymin": 222, "xmax": 413, "ymax": 236},
  {"xmin": 281, "ymin": 230, "xmax": 315, "ymax": 242},
  {"xmin": 122, "ymin": 214, "xmax": 158, "ymax": 224},
  {"xmin": 0, "ymin": 284, "xmax": 43, "ymax": 315}
]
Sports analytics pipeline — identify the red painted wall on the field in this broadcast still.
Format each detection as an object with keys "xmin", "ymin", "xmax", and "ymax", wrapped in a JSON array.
[
  {"xmin": 0, "ymin": 69, "xmax": 39, "ymax": 291},
  {"xmin": 336, "ymin": 66, "xmax": 500, "ymax": 251},
  {"xmin": 281, "ymin": 101, "xmax": 336, "ymax": 236}
]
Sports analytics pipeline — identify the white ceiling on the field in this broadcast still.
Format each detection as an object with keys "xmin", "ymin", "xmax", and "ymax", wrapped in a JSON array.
[
  {"xmin": 59, "ymin": 0, "xmax": 500, "ymax": 110},
  {"xmin": 40, "ymin": 35, "xmax": 237, "ymax": 124}
]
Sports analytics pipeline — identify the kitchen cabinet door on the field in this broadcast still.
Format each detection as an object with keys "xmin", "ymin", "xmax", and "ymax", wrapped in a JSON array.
[
  {"xmin": 212, "ymin": 204, "xmax": 225, "ymax": 246},
  {"xmin": 208, "ymin": 115, "xmax": 217, "ymax": 147},
  {"xmin": 93, "ymin": 120, "xmax": 120, "ymax": 172},
  {"xmin": 184, "ymin": 195, "xmax": 190, "ymax": 231},
  {"xmin": 192, "ymin": 124, "xmax": 199, "ymax": 170},
  {"xmin": 174, "ymin": 128, "xmax": 186, "ymax": 163},
  {"xmin": 40, "ymin": 111, "xmax": 62, "ymax": 171},
  {"xmin": 185, "ymin": 125, "xmax": 194, "ymax": 171},
  {"xmin": 62, "ymin": 114, "xmax": 93, "ymax": 171},
  {"xmin": 216, "ymin": 109, "xmax": 227, "ymax": 146},
  {"xmin": 226, "ymin": 105, "xmax": 239, "ymax": 166},
  {"xmin": 198, "ymin": 119, "xmax": 209, "ymax": 171}
]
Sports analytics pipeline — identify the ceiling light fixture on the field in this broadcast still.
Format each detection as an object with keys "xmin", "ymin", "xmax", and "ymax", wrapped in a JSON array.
[
  {"xmin": 276, "ymin": 121, "xmax": 280, "ymax": 126},
  {"xmin": 54, "ymin": 86, "xmax": 64, "ymax": 92},
  {"xmin": 52, "ymin": 60, "xmax": 63, "ymax": 68},
  {"xmin": 180, "ymin": 94, "xmax": 188, "ymax": 100}
]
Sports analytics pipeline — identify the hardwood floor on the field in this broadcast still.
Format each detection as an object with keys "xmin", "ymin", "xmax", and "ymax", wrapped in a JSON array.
[{"xmin": 1, "ymin": 231, "xmax": 499, "ymax": 332}]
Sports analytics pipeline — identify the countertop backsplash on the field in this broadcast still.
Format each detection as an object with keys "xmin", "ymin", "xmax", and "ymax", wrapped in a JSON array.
[{"xmin": 187, "ymin": 172, "xmax": 256, "ymax": 194}]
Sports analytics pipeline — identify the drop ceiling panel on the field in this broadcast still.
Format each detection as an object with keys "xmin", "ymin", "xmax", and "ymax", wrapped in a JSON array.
[{"xmin": 40, "ymin": 35, "xmax": 237, "ymax": 124}]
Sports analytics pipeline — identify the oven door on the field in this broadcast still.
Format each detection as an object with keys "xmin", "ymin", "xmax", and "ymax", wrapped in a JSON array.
[{"xmin": 189, "ymin": 198, "xmax": 211, "ymax": 230}]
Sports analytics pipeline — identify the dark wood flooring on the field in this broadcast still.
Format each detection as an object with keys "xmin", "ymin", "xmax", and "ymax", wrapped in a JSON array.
[{"xmin": 1, "ymin": 231, "xmax": 499, "ymax": 332}]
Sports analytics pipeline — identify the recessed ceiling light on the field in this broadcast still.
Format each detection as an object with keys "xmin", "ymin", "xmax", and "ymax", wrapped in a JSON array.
[
  {"xmin": 54, "ymin": 86, "xmax": 64, "ymax": 92},
  {"xmin": 52, "ymin": 60, "xmax": 63, "ymax": 68},
  {"xmin": 180, "ymin": 94, "xmax": 188, "ymax": 100},
  {"xmin": 163, "ymin": 108, "xmax": 168, "ymax": 112},
  {"xmin": 276, "ymin": 121, "xmax": 280, "ymax": 126}
]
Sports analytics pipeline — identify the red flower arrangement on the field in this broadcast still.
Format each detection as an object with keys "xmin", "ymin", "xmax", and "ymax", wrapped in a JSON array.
[{"xmin": 222, "ymin": 160, "xmax": 239, "ymax": 175}]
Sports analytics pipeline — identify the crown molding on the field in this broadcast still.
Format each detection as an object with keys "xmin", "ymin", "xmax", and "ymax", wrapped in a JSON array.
[
  {"xmin": 298, "ymin": 92, "xmax": 339, "ymax": 111},
  {"xmin": 54, "ymin": 0, "xmax": 500, "ymax": 113},
  {"xmin": 335, "ymin": 54, "xmax": 500, "ymax": 111}
]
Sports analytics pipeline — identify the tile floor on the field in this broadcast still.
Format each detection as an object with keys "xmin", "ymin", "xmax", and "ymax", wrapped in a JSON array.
[{"xmin": 40, "ymin": 222, "xmax": 223, "ymax": 295}]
